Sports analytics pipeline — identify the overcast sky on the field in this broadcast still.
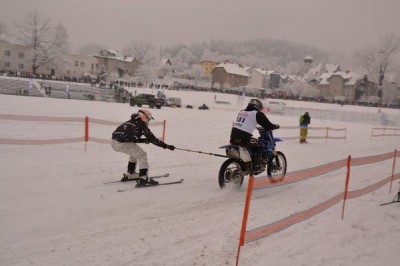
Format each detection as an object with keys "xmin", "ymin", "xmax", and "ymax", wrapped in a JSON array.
[{"xmin": 1, "ymin": 0, "xmax": 399, "ymax": 54}]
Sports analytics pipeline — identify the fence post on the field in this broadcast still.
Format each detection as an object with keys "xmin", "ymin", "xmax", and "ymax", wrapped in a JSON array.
[
  {"xmin": 236, "ymin": 175, "xmax": 255, "ymax": 266},
  {"xmin": 389, "ymin": 149, "xmax": 397, "ymax": 193},
  {"xmin": 84, "ymin": 116, "xmax": 89, "ymax": 151},
  {"xmin": 162, "ymin": 120, "xmax": 166, "ymax": 141},
  {"xmin": 325, "ymin": 127, "xmax": 329, "ymax": 143},
  {"xmin": 342, "ymin": 155, "xmax": 351, "ymax": 219}
]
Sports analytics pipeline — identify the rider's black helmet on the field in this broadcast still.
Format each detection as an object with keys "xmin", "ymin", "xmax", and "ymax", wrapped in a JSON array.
[{"xmin": 248, "ymin": 99, "xmax": 263, "ymax": 111}]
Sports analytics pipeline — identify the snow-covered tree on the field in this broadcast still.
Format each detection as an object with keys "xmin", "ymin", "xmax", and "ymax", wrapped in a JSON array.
[
  {"xmin": 284, "ymin": 61, "xmax": 302, "ymax": 75},
  {"xmin": 123, "ymin": 41, "xmax": 157, "ymax": 64},
  {"xmin": 76, "ymin": 42, "xmax": 106, "ymax": 56},
  {"xmin": 353, "ymin": 34, "xmax": 400, "ymax": 87},
  {"xmin": 170, "ymin": 48, "xmax": 197, "ymax": 77},
  {"xmin": 15, "ymin": 11, "xmax": 70, "ymax": 75},
  {"xmin": 183, "ymin": 64, "xmax": 205, "ymax": 84},
  {"xmin": 0, "ymin": 21, "xmax": 8, "ymax": 35},
  {"xmin": 135, "ymin": 65, "xmax": 157, "ymax": 84},
  {"xmin": 286, "ymin": 80, "xmax": 319, "ymax": 98}
]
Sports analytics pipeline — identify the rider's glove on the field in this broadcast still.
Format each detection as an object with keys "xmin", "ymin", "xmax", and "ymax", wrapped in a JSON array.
[
  {"xmin": 166, "ymin": 145, "xmax": 175, "ymax": 151},
  {"xmin": 274, "ymin": 124, "xmax": 280, "ymax": 129}
]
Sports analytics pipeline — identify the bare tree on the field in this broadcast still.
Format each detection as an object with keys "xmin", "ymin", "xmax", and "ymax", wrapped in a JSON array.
[{"xmin": 15, "ymin": 10, "xmax": 69, "ymax": 75}]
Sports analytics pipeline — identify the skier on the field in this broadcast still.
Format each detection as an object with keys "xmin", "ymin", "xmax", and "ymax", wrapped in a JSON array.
[
  {"xmin": 111, "ymin": 109, "xmax": 175, "ymax": 187},
  {"xmin": 299, "ymin": 112, "xmax": 311, "ymax": 143},
  {"xmin": 230, "ymin": 98, "xmax": 279, "ymax": 169}
]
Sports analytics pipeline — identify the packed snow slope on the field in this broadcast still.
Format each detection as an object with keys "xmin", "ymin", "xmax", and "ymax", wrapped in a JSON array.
[{"xmin": 0, "ymin": 92, "xmax": 399, "ymax": 266}]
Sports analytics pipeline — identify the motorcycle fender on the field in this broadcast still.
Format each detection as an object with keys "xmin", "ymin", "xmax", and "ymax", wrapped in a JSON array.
[
  {"xmin": 239, "ymin": 147, "xmax": 252, "ymax": 162},
  {"xmin": 226, "ymin": 146, "xmax": 251, "ymax": 162}
]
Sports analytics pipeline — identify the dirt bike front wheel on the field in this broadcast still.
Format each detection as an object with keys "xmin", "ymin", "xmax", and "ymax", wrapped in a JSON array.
[
  {"xmin": 218, "ymin": 158, "xmax": 246, "ymax": 189},
  {"xmin": 267, "ymin": 151, "xmax": 287, "ymax": 182}
]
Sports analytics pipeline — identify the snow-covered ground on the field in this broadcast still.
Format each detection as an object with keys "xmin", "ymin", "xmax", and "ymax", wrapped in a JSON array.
[{"xmin": 0, "ymin": 92, "xmax": 399, "ymax": 266}]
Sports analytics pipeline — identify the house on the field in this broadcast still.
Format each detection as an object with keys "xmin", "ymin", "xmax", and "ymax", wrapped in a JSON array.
[
  {"xmin": 246, "ymin": 67, "xmax": 283, "ymax": 89},
  {"xmin": 302, "ymin": 55, "xmax": 341, "ymax": 84},
  {"xmin": 199, "ymin": 60, "xmax": 219, "ymax": 76},
  {"xmin": 1, "ymin": 35, "xmax": 141, "ymax": 80},
  {"xmin": 157, "ymin": 58, "xmax": 173, "ymax": 78},
  {"xmin": 93, "ymin": 49, "xmax": 141, "ymax": 79},
  {"xmin": 211, "ymin": 61, "xmax": 249, "ymax": 88},
  {"xmin": 0, "ymin": 35, "xmax": 33, "ymax": 77},
  {"xmin": 160, "ymin": 58, "xmax": 172, "ymax": 66},
  {"xmin": 318, "ymin": 71, "xmax": 377, "ymax": 102},
  {"xmin": 56, "ymin": 53, "xmax": 100, "ymax": 79}
]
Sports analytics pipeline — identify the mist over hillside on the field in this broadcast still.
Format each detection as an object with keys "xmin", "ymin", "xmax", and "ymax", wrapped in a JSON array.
[{"xmin": 161, "ymin": 38, "xmax": 336, "ymax": 71}]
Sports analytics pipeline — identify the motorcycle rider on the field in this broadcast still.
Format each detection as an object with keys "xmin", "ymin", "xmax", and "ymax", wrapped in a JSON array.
[
  {"xmin": 230, "ymin": 98, "xmax": 280, "ymax": 170},
  {"xmin": 111, "ymin": 109, "xmax": 175, "ymax": 187}
]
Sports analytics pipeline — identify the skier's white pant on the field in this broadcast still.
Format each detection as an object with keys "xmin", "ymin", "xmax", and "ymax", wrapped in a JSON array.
[{"xmin": 111, "ymin": 140, "xmax": 149, "ymax": 170}]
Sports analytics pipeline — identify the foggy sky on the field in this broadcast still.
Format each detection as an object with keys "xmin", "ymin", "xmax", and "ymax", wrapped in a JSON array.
[{"xmin": 1, "ymin": 0, "xmax": 399, "ymax": 54}]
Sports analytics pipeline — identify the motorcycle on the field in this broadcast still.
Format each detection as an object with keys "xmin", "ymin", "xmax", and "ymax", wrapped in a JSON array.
[{"xmin": 218, "ymin": 127, "xmax": 287, "ymax": 189}]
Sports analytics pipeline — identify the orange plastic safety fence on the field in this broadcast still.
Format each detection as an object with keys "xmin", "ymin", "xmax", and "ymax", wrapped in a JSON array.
[
  {"xmin": 253, "ymin": 159, "xmax": 347, "ymax": 190},
  {"xmin": 244, "ymin": 173, "xmax": 400, "ymax": 244},
  {"xmin": 0, "ymin": 137, "xmax": 85, "ymax": 145},
  {"xmin": 244, "ymin": 194, "xmax": 343, "ymax": 243},
  {"xmin": 1, "ymin": 114, "xmax": 166, "ymax": 145},
  {"xmin": 279, "ymin": 126, "xmax": 347, "ymax": 142},
  {"xmin": 0, "ymin": 113, "xmax": 84, "ymax": 122},
  {"xmin": 241, "ymin": 151, "xmax": 399, "ymax": 246},
  {"xmin": 371, "ymin": 127, "xmax": 400, "ymax": 138},
  {"xmin": 351, "ymin": 152, "xmax": 393, "ymax": 166}
]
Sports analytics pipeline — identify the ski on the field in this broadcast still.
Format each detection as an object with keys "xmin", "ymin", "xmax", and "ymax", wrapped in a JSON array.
[
  {"xmin": 117, "ymin": 179, "xmax": 184, "ymax": 192},
  {"xmin": 103, "ymin": 173, "xmax": 169, "ymax": 184}
]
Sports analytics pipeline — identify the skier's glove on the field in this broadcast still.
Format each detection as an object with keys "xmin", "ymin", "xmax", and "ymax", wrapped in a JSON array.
[
  {"xmin": 138, "ymin": 138, "xmax": 150, "ymax": 144},
  {"xmin": 167, "ymin": 145, "xmax": 175, "ymax": 151},
  {"xmin": 274, "ymin": 124, "xmax": 280, "ymax": 129}
]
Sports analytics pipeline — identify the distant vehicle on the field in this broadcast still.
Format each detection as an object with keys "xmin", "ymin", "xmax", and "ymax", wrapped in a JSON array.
[
  {"xmin": 199, "ymin": 103, "xmax": 209, "ymax": 110},
  {"xmin": 130, "ymin": 93, "xmax": 165, "ymax": 109},
  {"xmin": 185, "ymin": 105, "xmax": 193, "ymax": 109},
  {"xmin": 166, "ymin": 97, "xmax": 182, "ymax": 108}
]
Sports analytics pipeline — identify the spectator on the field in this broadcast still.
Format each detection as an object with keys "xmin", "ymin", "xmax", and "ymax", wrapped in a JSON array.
[
  {"xmin": 24, "ymin": 78, "xmax": 33, "ymax": 95},
  {"xmin": 299, "ymin": 112, "xmax": 311, "ymax": 143},
  {"xmin": 65, "ymin": 83, "xmax": 70, "ymax": 99}
]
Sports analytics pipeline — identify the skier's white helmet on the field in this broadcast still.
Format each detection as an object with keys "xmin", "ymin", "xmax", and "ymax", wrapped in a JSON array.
[{"xmin": 138, "ymin": 109, "xmax": 154, "ymax": 123}]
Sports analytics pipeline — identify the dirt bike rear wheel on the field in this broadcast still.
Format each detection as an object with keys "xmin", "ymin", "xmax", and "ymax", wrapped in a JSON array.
[
  {"xmin": 267, "ymin": 151, "xmax": 287, "ymax": 182},
  {"xmin": 218, "ymin": 158, "xmax": 246, "ymax": 189}
]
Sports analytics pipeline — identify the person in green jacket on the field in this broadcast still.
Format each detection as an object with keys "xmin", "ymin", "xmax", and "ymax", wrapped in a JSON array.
[{"xmin": 299, "ymin": 112, "xmax": 311, "ymax": 143}]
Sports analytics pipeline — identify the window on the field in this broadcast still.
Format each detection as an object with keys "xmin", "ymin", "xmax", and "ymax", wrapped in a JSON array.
[
  {"xmin": 5, "ymin": 50, "xmax": 11, "ymax": 56},
  {"xmin": 4, "ymin": 62, "xmax": 10, "ymax": 68},
  {"xmin": 80, "ymin": 62, "xmax": 85, "ymax": 67},
  {"xmin": 91, "ymin": 63, "xmax": 94, "ymax": 70},
  {"xmin": 74, "ymin": 61, "xmax": 79, "ymax": 66},
  {"xmin": 19, "ymin": 52, "xmax": 24, "ymax": 59},
  {"xmin": 18, "ymin": 64, "xmax": 24, "ymax": 70}
]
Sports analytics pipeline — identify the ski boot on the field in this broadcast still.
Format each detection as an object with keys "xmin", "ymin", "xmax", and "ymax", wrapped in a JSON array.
[
  {"xmin": 121, "ymin": 162, "xmax": 138, "ymax": 182},
  {"xmin": 135, "ymin": 169, "xmax": 159, "ymax": 187},
  {"xmin": 121, "ymin": 172, "xmax": 139, "ymax": 182}
]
